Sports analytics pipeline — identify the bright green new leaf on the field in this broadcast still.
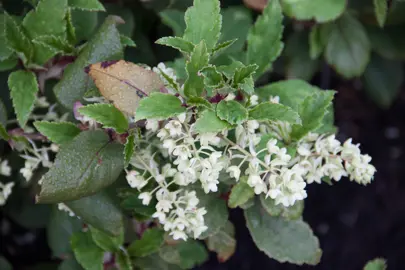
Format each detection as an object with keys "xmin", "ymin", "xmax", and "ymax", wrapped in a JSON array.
[
  {"xmin": 34, "ymin": 35, "xmax": 75, "ymax": 54},
  {"xmin": 156, "ymin": 37, "xmax": 194, "ymax": 54},
  {"xmin": 124, "ymin": 134, "xmax": 135, "ymax": 167},
  {"xmin": 0, "ymin": 15, "xmax": 13, "ymax": 61},
  {"xmin": 216, "ymin": 100, "xmax": 248, "ymax": 125},
  {"xmin": 127, "ymin": 228, "xmax": 165, "ymax": 257},
  {"xmin": 374, "ymin": 0, "xmax": 388, "ymax": 28},
  {"xmin": 34, "ymin": 121, "xmax": 81, "ymax": 144},
  {"xmin": 71, "ymin": 231, "xmax": 104, "ymax": 270},
  {"xmin": 363, "ymin": 54, "xmax": 404, "ymax": 109},
  {"xmin": 8, "ymin": 71, "xmax": 39, "ymax": 127},
  {"xmin": 79, "ymin": 104, "xmax": 128, "ymax": 133},
  {"xmin": 66, "ymin": 192, "xmax": 124, "ymax": 236},
  {"xmin": 54, "ymin": 16, "xmax": 123, "ymax": 109},
  {"xmin": 206, "ymin": 221, "xmax": 236, "ymax": 262},
  {"xmin": 260, "ymin": 194, "xmax": 304, "ymax": 220},
  {"xmin": 282, "ymin": 0, "xmax": 346, "ymax": 23},
  {"xmin": 68, "ymin": 0, "xmax": 105, "ymax": 11},
  {"xmin": 66, "ymin": 9, "xmax": 77, "ymax": 44},
  {"xmin": 364, "ymin": 258, "xmax": 387, "ymax": 270},
  {"xmin": 249, "ymin": 102, "xmax": 301, "ymax": 124},
  {"xmin": 291, "ymin": 91, "xmax": 335, "ymax": 140},
  {"xmin": 184, "ymin": 41, "xmax": 210, "ymax": 97},
  {"xmin": 159, "ymin": 10, "xmax": 186, "ymax": 37},
  {"xmin": 245, "ymin": 201, "xmax": 322, "ymax": 265},
  {"xmin": 194, "ymin": 110, "xmax": 232, "ymax": 134},
  {"xmin": 135, "ymin": 93, "xmax": 186, "ymax": 121},
  {"xmin": 201, "ymin": 66, "xmax": 224, "ymax": 88},
  {"xmin": 4, "ymin": 13, "xmax": 33, "ymax": 64},
  {"xmin": 115, "ymin": 250, "xmax": 133, "ymax": 270},
  {"xmin": 246, "ymin": 0, "xmax": 283, "ymax": 79},
  {"xmin": 228, "ymin": 177, "xmax": 254, "ymax": 208},
  {"xmin": 324, "ymin": 13, "xmax": 371, "ymax": 79},
  {"xmin": 90, "ymin": 225, "xmax": 124, "ymax": 252},
  {"xmin": 37, "ymin": 130, "xmax": 124, "ymax": 203},
  {"xmin": 47, "ymin": 206, "xmax": 82, "ymax": 258},
  {"xmin": 183, "ymin": 0, "xmax": 222, "ymax": 51},
  {"xmin": 232, "ymin": 64, "xmax": 257, "ymax": 94},
  {"xmin": 121, "ymin": 35, "xmax": 136, "ymax": 48},
  {"xmin": 160, "ymin": 240, "xmax": 208, "ymax": 269}
]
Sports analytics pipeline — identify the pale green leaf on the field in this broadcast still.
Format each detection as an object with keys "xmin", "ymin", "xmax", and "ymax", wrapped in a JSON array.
[
  {"xmin": 364, "ymin": 258, "xmax": 387, "ymax": 270},
  {"xmin": 79, "ymin": 104, "xmax": 128, "ymax": 133},
  {"xmin": 374, "ymin": 0, "xmax": 387, "ymax": 28},
  {"xmin": 8, "ymin": 70, "xmax": 39, "ymax": 127},
  {"xmin": 4, "ymin": 13, "xmax": 33, "ymax": 64},
  {"xmin": 159, "ymin": 10, "xmax": 186, "ymax": 37},
  {"xmin": 247, "ymin": 0, "xmax": 283, "ymax": 79},
  {"xmin": 260, "ymin": 194, "xmax": 304, "ymax": 220},
  {"xmin": 194, "ymin": 110, "xmax": 231, "ymax": 134},
  {"xmin": 216, "ymin": 100, "xmax": 248, "ymax": 125},
  {"xmin": 183, "ymin": 0, "xmax": 222, "ymax": 51},
  {"xmin": 34, "ymin": 121, "xmax": 81, "ymax": 144},
  {"xmin": 66, "ymin": 9, "xmax": 77, "ymax": 44},
  {"xmin": 34, "ymin": 35, "xmax": 75, "ymax": 54},
  {"xmin": 184, "ymin": 41, "xmax": 209, "ymax": 97},
  {"xmin": 282, "ymin": 0, "xmax": 346, "ymax": 23},
  {"xmin": 124, "ymin": 134, "xmax": 135, "ymax": 167},
  {"xmin": 245, "ymin": 201, "xmax": 321, "ymax": 265},
  {"xmin": 71, "ymin": 231, "xmax": 104, "ymax": 270},
  {"xmin": 0, "ymin": 14, "xmax": 13, "ymax": 61},
  {"xmin": 156, "ymin": 37, "xmax": 194, "ymax": 54},
  {"xmin": 228, "ymin": 177, "xmax": 254, "ymax": 208},
  {"xmin": 128, "ymin": 228, "xmax": 165, "ymax": 257},
  {"xmin": 249, "ymin": 102, "xmax": 301, "ymax": 124},
  {"xmin": 212, "ymin": 39, "xmax": 237, "ymax": 55},
  {"xmin": 68, "ymin": 0, "xmax": 105, "ymax": 11},
  {"xmin": 324, "ymin": 13, "xmax": 371, "ymax": 79},
  {"xmin": 90, "ymin": 225, "xmax": 124, "ymax": 252},
  {"xmin": 135, "ymin": 93, "xmax": 186, "ymax": 121},
  {"xmin": 206, "ymin": 221, "xmax": 236, "ymax": 262},
  {"xmin": 37, "ymin": 130, "xmax": 124, "ymax": 203}
]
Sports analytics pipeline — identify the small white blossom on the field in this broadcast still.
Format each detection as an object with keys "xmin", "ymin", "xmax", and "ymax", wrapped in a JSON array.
[
  {"xmin": 198, "ymin": 133, "xmax": 221, "ymax": 147},
  {"xmin": 139, "ymin": 192, "xmax": 152, "ymax": 205},
  {"xmin": 146, "ymin": 119, "xmax": 159, "ymax": 132},
  {"xmin": 20, "ymin": 159, "xmax": 38, "ymax": 181},
  {"xmin": 225, "ymin": 93, "xmax": 236, "ymax": 101},
  {"xmin": 126, "ymin": 170, "xmax": 148, "ymax": 189},
  {"xmin": 50, "ymin": 144, "xmax": 59, "ymax": 152},
  {"xmin": 165, "ymin": 120, "xmax": 183, "ymax": 137},
  {"xmin": 0, "ymin": 182, "xmax": 14, "ymax": 206},
  {"xmin": 0, "ymin": 159, "xmax": 11, "ymax": 176},
  {"xmin": 58, "ymin": 203, "xmax": 75, "ymax": 217},
  {"xmin": 269, "ymin": 96, "xmax": 280, "ymax": 104},
  {"xmin": 227, "ymin": 166, "xmax": 241, "ymax": 181},
  {"xmin": 35, "ymin": 96, "xmax": 50, "ymax": 108},
  {"xmin": 250, "ymin": 95, "xmax": 259, "ymax": 106}
]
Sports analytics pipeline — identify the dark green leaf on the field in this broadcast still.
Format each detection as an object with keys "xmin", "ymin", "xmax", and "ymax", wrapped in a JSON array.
[
  {"xmin": 34, "ymin": 121, "xmax": 81, "ymax": 144},
  {"xmin": 4, "ymin": 13, "xmax": 33, "ymax": 64},
  {"xmin": 374, "ymin": 0, "xmax": 387, "ymax": 27},
  {"xmin": 220, "ymin": 6, "xmax": 252, "ymax": 53},
  {"xmin": 156, "ymin": 37, "xmax": 194, "ymax": 54},
  {"xmin": 0, "ymin": 100, "xmax": 9, "ymax": 140},
  {"xmin": 71, "ymin": 9, "xmax": 99, "ymax": 42},
  {"xmin": 367, "ymin": 25, "xmax": 405, "ymax": 60},
  {"xmin": 37, "ymin": 130, "xmax": 124, "ymax": 203},
  {"xmin": 115, "ymin": 250, "xmax": 133, "ymax": 270},
  {"xmin": 0, "ymin": 14, "xmax": 13, "ymax": 61},
  {"xmin": 206, "ymin": 221, "xmax": 236, "ymax": 262},
  {"xmin": 249, "ymin": 102, "xmax": 301, "ymax": 124},
  {"xmin": 121, "ymin": 194, "xmax": 156, "ymax": 218},
  {"xmin": 90, "ymin": 225, "xmax": 123, "ymax": 252},
  {"xmin": 0, "ymin": 56, "xmax": 18, "ymax": 71},
  {"xmin": 232, "ymin": 64, "xmax": 257, "ymax": 94},
  {"xmin": 364, "ymin": 258, "xmax": 387, "ymax": 270},
  {"xmin": 124, "ymin": 134, "xmax": 135, "ymax": 167},
  {"xmin": 159, "ymin": 10, "xmax": 186, "ymax": 37},
  {"xmin": 184, "ymin": 41, "xmax": 209, "ymax": 97},
  {"xmin": 71, "ymin": 231, "xmax": 104, "ymax": 270},
  {"xmin": 282, "ymin": 0, "xmax": 346, "ymax": 22},
  {"xmin": 216, "ymin": 100, "xmax": 247, "ymax": 125},
  {"xmin": 135, "ymin": 253, "xmax": 182, "ymax": 270},
  {"xmin": 128, "ymin": 228, "xmax": 165, "ymax": 257},
  {"xmin": 121, "ymin": 35, "xmax": 136, "ymax": 48},
  {"xmin": 135, "ymin": 93, "xmax": 186, "ymax": 121},
  {"xmin": 309, "ymin": 25, "xmax": 325, "ymax": 60},
  {"xmin": 0, "ymin": 257, "xmax": 11, "ymax": 270},
  {"xmin": 260, "ymin": 194, "xmax": 304, "ymax": 220},
  {"xmin": 160, "ymin": 240, "xmax": 208, "ymax": 269},
  {"xmin": 194, "ymin": 110, "xmax": 231, "ymax": 134},
  {"xmin": 228, "ymin": 177, "xmax": 254, "ymax": 208},
  {"xmin": 68, "ymin": 0, "xmax": 105, "ymax": 11},
  {"xmin": 79, "ymin": 104, "xmax": 128, "ymax": 133},
  {"xmin": 58, "ymin": 258, "xmax": 83, "ymax": 270}
]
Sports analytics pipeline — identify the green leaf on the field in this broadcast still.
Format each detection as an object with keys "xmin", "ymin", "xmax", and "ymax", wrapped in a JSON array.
[
  {"xmin": 54, "ymin": 16, "xmax": 123, "ymax": 109},
  {"xmin": 66, "ymin": 192, "xmax": 124, "ymax": 236},
  {"xmin": 246, "ymin": 0, "xmax": 283, "ymax": 79},
  {"xmin": 194, "ymin": 110, "xmax": 232, "ymax": 134},
  {"xmin": 187, "ymin": 97, "xmax": 213, "ymax": 110},
  {"xmin": 156, "ymin": 37, "xmax": 194, "ymax": 54},
  {"xmin": 115, "ymin": 250, "xmax": 133, "ymax": 270},
  {"xmin": 135, "ymin": 93, "xmax": 186, "ymax": 121},
  {"xmin": 212, "ymin": 39, "xmax": 237, "ymax": 55},
  {"xmin": 363, "ymin": 54, "xmax": 403, "ymax": 109},
  {"xmin": 0, "ymin": 14, "xmax": 13, "ymax": 61},
  {"xmin": 128, "ymin": 228, "xmax": 165, "ymax": 257},
  {"xmin": 71, "ymin": 231, "xmax": 104, "ymax": 270},
  {"xmin": 90, "ymin": 225, "xmax": 123, "ymax": 252},
  {"xmin": 37, "ymin": 130, "xmax": 124, "ymax": 203},
  {"xmin": 367, "ymin": 25, "xmax": 405, "ymax": 60},
  {"xmin": 260, "ymin": 194, "xmax": 304, "ymax": 220},
  {"xmin": 245, "ymin": 200, "xmax": 321, "ymax": 265},
  {"xmin": 100, "ymin": 4, "xmax": 135, "ymax": 36},
  {"xmin": 8, "ymin": 70, "xmax": 39, "ymax": 127},
  {"xmin": 66, "ymin": 9, "xmax": 77, "ymax": 44},
  {"xmin": 58, "ymin": 258, "xmax": 83, "ymax": 270},
  {"xmin": 159, "ymin": 10, "xmax": 186, "ymax": 37},
  {"xmin": 0, "ymin": 124, "xmax": 9, "ymax": 141},
  {"xmin": 68, "ymin": 0, "xmax": 105, "ymax": 11},
  {"xmin": 291, "ymin": 91, "xmax": 335, "ymax": 141},
  {"xmin": 183, "ymin": 0, "xmax": 221, "ymax": 51},
  {"xmin": 232, "ymin": 64, "xmax": 258, "ymax": 94},
  {"xmin": 120, "ymin": 194, "xmax": 156, "ymax": 218},
  {"xmin": 121, "ymin": 35, "xmax": 136, "ymax": 48},
  {"xmin": 47, "ymin": 206, "xmax": 83, "ymax": 258},
  {"xmin": 228, "ymin": 177, "xmax": 254, "ymax": 208},
  {"xmin": 282, "ymin": 0, "xmax": 346, "ymax": 23},
  {"xmin": 309, "ymin": 25, "xmax": 325, "ymax": 59},
  {"xmin": 220, "ymin": 7, "xmax": 252, "ymax": 53},
  {"xmin": 71, "ymin": 9, "xmax": 99, "ymax": 42},
  {"xmin": 23, "ymin": 0, "xmax": 68, "ymax": 38},
  {"xmin": 364, "ymin": 258, "xmax": 387, "ymax": 270},
  {"xmin": 374, "ymin": 0, "xmax": 387, "ymax": 27},
  {"xmin": 4, "ymin": 13, "xmax": 33, "ymax": 64},
  {"xmin": 34, "ymin": 121, "xmax": 81, "ymax": 144},
  {"xmin": 200, "ymin": 66, "xmax": 224, "ymax": 88},
  {"xmin": 124, "ymin": 134, "xmax": 135, "ymax": 167},
  {"xmin": 216, "ymin": 100, "xmax": 247, "ymax": 125},
  {"xmin": 0, "ymin": 56, "xmax": 18, "ymax": 71},
  {"xmin": 78, "ymin": 104, "xmax": 128, "ymax": 133},
  {"xmin": 323, "ymin": 13, "xmax": 371, "ymax": 79},
  {"xmin": 184, "ymin": 41, "xmax": 209, "ymax": 97},
  {"xmin": 0, "ymin": 100, "xmax": 9, "ymax": 141},
  {"xmin": 0, "ymin": 256, "xmax": 12, "ymax": 270},
  {"xmin": 206, "ymin": 221, "xmax": 236, "ymax": 262},
  {"xmin": 249, "ymin": 102, "xmax": 301, "ymax": 124},
  {"xmin": 34, "ymin": 35, "xmax": 75, "ymax": 54},
  {"xmin": 160, "ymin": 240, "xmax": 208, "ymax": 269},
  {"xmin": 135, "ymin": 253, "xmax": 182, "ymax": 270}
]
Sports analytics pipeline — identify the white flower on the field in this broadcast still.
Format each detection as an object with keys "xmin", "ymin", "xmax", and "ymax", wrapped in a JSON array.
[
  {"xmin": 198, "ymin": 132, "xmax": 220, "ymax": 147},
  {"xmin": 165, "ymin": 120, "xmax": 183, "ymax": 137},
  {"xmin": 50, "ymin": 144, "xmax": 59, "ymax": 152},
  {"xmin": 266, "ymin": 139, "xmax": 280, "ymax": 153},
  {"xmin": 170, "ymin": 230, "xmax": 188, "ymax": 241},
  {"xmin": 269, "ymin": 96, "xmax": 280, "ymax": 104},
  {"xmin": 146, "ymin": 119, "xmax": 159, "ymax": 132},
  {"xmin": 157, "ymin": 129, "xmax": 169, "ymax": 139},
  {"xmin": 20, "ymin": 160, "xmax": 38, "ymax": 181},
  {"xmin": 126, "ymin": 170, "xmax": 148, "ymax": 189},
  {"xmin": 177, "ymin": 113, "xmax": 187, "ymax": 123},
  {"xmin": 297, "ymin": 143, "xmax": 311, "ymax": 156},
  {"xmin": 227, "ymin": 166, "xmax": 241, "ymax": 181},
  {"xmin": 139, "ymin": 192, "xmax": 152, "ymax": 205},
  {"xmin": 247, "ymin": 174, "xmax": 262, "ymax": 187},
  {"xmin": 152, "ymin": 211, "xmax": 166, "ymax": 223},
  {"xmin": 250, "ymin": 95, "xmax": 259, "ymax": 106},
  {"xmin": 247, "ymin": 120, "xmax": 259, "ymax": 133},
  {"xmin": 172, "ymin": 145, "xmax": 192, "ymax": 160},
  {"xmin": 58, "ymin": 203, "xmax": 75, "ymax": 217},
  {"xmin": 0, "ymin": 182, "xmax": 14, "ymax": 206},
  {"xmin": 0, "ymin": 160, "xmax": 11, "ymax": 176},
  {"xmin": 36, "ymin": 96, "xmax": 50, "ymax": 108},
  {"xmin": 162, "ymin": 139, "xmax": 176, "ymax": 154},
  {"xmin": 225, "ymin": 93, "xmax": 236, "ymax": 101}
]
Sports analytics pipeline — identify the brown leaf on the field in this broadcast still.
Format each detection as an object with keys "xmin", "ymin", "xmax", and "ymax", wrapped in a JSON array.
[
  {"xmin": 243, "ymin": 0, "xmax": 268, "ymax": 11},
  {"xmin": 87, "ymin": 60, "xmax": 164, "ymax": 116}
]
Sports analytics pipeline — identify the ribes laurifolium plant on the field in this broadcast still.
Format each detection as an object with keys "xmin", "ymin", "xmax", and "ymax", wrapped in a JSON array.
[{"xmin": 0, "ymin": 0, "xmax": 377, "ymax": 269}]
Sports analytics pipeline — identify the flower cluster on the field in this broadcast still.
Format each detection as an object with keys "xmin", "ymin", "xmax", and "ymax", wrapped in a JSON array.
[
  {"xmin": 0, "ymin": 158, "xmax": 11, "ymax": 177},
  {"xmin": 0, "ymin": 182, "xmax": 14, "ymax": 206}
]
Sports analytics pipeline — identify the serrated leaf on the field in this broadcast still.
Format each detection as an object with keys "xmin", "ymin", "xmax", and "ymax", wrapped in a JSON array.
[
  {"xmin": 246, "ymin": 0, "xmax": 283, "ymax": 79},
  {"xmin": 8, "ymin": 71, "xmax": 39, "ymax": 127},
  {"xmin": 87, "ymin": 60, "xmax": 164, "ymax": 116},
  {"xmin": 160, "ymin": 240, "xmax": 208, "ymax": 269},
  {"xmin": 23, "ymin": 0, "xmax": 68, "ymax": 39},
  {"xmin": 206, "ymin": 221, "xmax": 236, "ymax": 262},
  {"xmin": 135, "ymin": 93, "xmax": 185, "ymax": 121},
  {"xmin": 200, "ymin": 66, "xmax": 224, "ymax": 88},
  {"xmin": 216, "ymin": 100, "xmax": 248, "ymax": 125},
  {"xmin": 90, "ymin": 225, "xmax": 123, "ymax": 252},
  {"xmin": 66, "ymin": 9, "xmax": 77, "ymax": 44},
  {"xmin": 183, "ymin": 0, "xmax": 221, "ymax": 51},
  {"xmin": 156, "ymin": 37, "xmax": 194, "ymax": 54},
  {"xmin": 66, "ymin": 191, "xmax": 124, "ymax": 236},
  {"xmin": 128, "ymin": 228, "xmax": 165, "ymax": 257},
  {"xmin": 374, "ymin": 0, "xmax": 387, "ymax": 27},
  {"xmin": 71, "ymin": 231, "xmax": 104, "ymax": 270},
  {"xmin": 282, "ymin": 0, "xmax": 346, "ymax": 23},
  {"xmin": 34, "ymin": 121, "xmax": 81, "ymax": 144},
  {"xmin": 54, "ymin": 16, "xmax": 123, "ymax": 109},
  {"xmin": 363, "ymin": 54, "xmax": 403, "ymax": 109},
  {"xmin": 245, "ymin": 200, "xmax": 321, "ymax": 265},
  {"xmin": 68, "ymin": 0, "xmax": 105, "ymax": 11},
  {"xmin": 228, "ymin": 177, "xmax": 254, "ymax": 208},
  {"xmin": 0, "ymin": 14, "xmax": 13, "ymax": 61},
  {"xmin": 124, "ymin": 134, "xmax": 135, "ymax": 167},
  {"xmin": 324, "ymin": 13, "xmax": 371, "ymax": 79},
  {"xmin": 217, "ymin": 60, "xmax": 245, "ymax": 79},
  {"xmin": 78, "ymin": 104, "xmax": 128, "ymax": 133},
  {"xmin": 212, "ymin": 39, "xmax": 237, "ymax": 55},
  {"xmin": 37, "ymin": 130, "xmax": 124, "ymax": 203},
  {"xmin": 187, "ymin": 97, "xmax": 213, "ymax": 109},
  {"xmin": 121, "ymin": 35, "xmax": 136, "ymax": 47},
  {"xmin": 364, "ymin": 258, "xmax": 387, "ymax": 270},
  {"xmin": 47, "ymin": 206, "xmax": 83, "ymax": 258},
  {"xmin": 4, "ymin": 13, "xmax": 33, "ymax": 64},
  {"xmin": 34, "ymin": 35, "xmax": 75, "ymax": 54},
  {"xmin": 291, "ymin": 91, "xmax": 335, "ymax": 141},
  {"xmin": 249, "ymin": 102, "xmax": 301, "ymax": 124},
  {"xmin": 159, "ymin": 10, "xmax": 186, "ymax": 37},
  {"xmin": 115, "ymin": 250, "xmax": 133, "ymax": 270},
  {"xmin": 184, "ymin": 41, "xmax": 209, "ymax": 97},
  {"xmin": 194, "ymin": 110, "xmax": 232, "ymax": 134},
  {"xmin": 260, "ymin": 194, "xmax": 304, "ymax": 220},
  {"xmin": 232, "ymin": 64, "xmax": 257, "ymax": 94}
]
